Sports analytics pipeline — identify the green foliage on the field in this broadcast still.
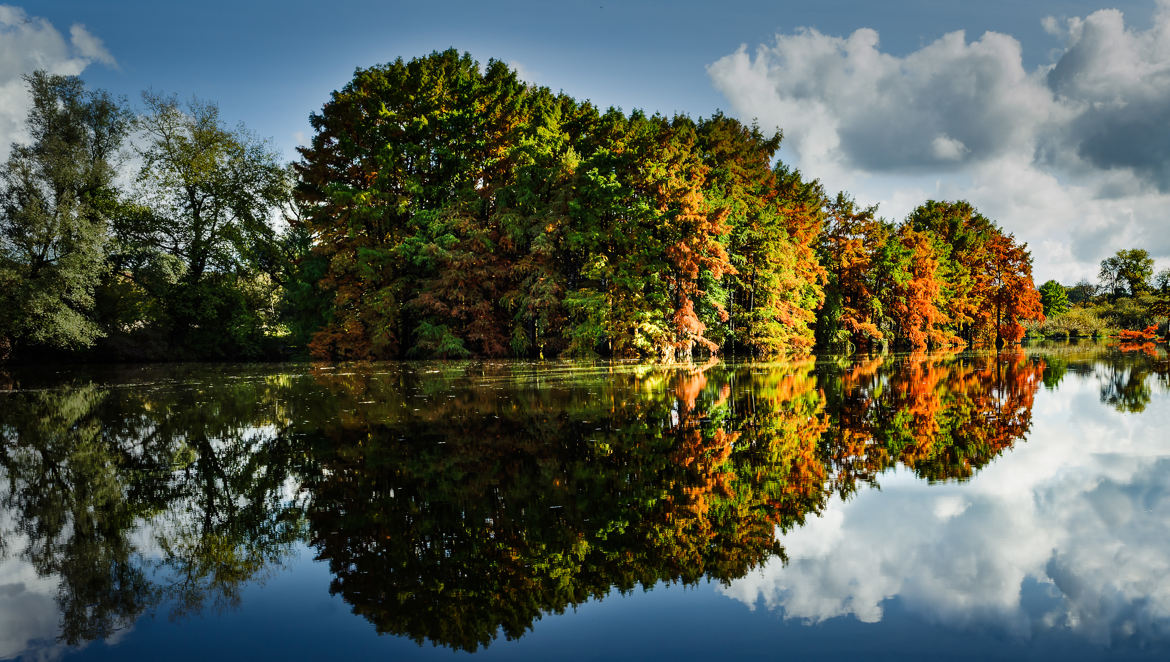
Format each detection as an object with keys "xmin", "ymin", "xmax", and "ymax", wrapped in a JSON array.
[
  {"xmin": 107, "ymin": 93, "xmax": 292, "ymax": 358},
  {"xmin": 1156, "ymin": 268, "xmax": 1170, "ymax": 294},
  {"xmin": 1066, "ymin": 279, "xmax": 1097, "ymax": 305},
  {"xmin": 0, "ymin": 72, "xmax": 130, "ymax": 355},
  {"xmin": 0, "ymin": 57, "xmax": 1151, "ymax": 364},
  {"xmin": 1100, "ymin": 293, "xmax": 1163, "ymax": 331},
  {"xmin": 1024, "ymin": 307, "xmax": 1111, "ymax": 339},
  {"xmin": 1039, "ymin": 280, "xmax": 1070, "ymax": 316},
  {"xmin": 1099, "ymin": 248, "xmax": 1154, "ymax": 298},
  {"xmin": 298, "ymin": 51, "xmax": 816, "ymax": 360}
]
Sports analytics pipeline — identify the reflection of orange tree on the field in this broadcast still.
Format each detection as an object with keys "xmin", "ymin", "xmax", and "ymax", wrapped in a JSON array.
[
  {"xmin": 825, "ymin": 351, "xmax": 1044, "ymax": 485},
  {"xmin": 294, "ymin": 360, "xmax": 829, "ymax": 652}
]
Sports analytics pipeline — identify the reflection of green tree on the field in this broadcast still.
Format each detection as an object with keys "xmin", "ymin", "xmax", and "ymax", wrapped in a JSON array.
[
  {"xmin": 294, "ymin": 362, "xmax": 828, "ymax": 652},
  {"xmin": 0, "ymin": 384, "xmax": 157, "ymax": 643},
  {"xmin": 1095, "ymin": 347, "xmax": 1170, "ymax": 413},
  {"xmin": 0, "ymin": 369, "xmax": 305, "ymax": 645}
]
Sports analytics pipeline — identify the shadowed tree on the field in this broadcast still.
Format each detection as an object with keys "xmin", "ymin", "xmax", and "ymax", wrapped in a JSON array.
[{"xmin": 122, "ymin": 92, "xmax": 291, "ymax": 357}]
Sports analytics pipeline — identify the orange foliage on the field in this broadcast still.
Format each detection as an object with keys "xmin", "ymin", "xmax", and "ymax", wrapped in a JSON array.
[
  {"xmin": 891, "ymin": 228, "xmax": 950, "ymax": 350},
  {"xmin": 1118, "ymin": 325, "xmax": 1160, "ymax": 342},
  {"xmin": 985, "ymin": 232, "xmax": 1044, "ymax": 345}
]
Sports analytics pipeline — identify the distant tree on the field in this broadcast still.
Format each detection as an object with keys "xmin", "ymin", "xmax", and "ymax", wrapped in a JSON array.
[
  {"xmin": 1156, "ymin": 268, "xmax": 1170, "ymax": 294},
  {"xmin": 1038, "ymin": 280, "xmax": 1070, "ymax": 316},
  {"xmin": 1099, "ymin": 249, "xmax": 1154, "ymax": 298},
  {"xmin": 0, "ymin": 72, "xmax": 130, "ymax": 356},
  {"xmin": 1066, "ymin": 279, "xmax": 1097, "ymax": 305}
]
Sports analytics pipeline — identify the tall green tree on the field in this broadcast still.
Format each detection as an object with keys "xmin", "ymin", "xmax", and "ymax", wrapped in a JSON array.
[
  {"xmin": 0, "ymin": 72, "xmax": 129, "ymax": 356},
  {"xmin": 697, "ymin": 114, "xmax": 826, "ymax": 356},
  {"xmin": 297, "ymin": 50, "xmax": 535, "ymax": 359},
  {"xmin": 1099, "ymin": 248, "xmax": 1154, "ymax": 298},
  {"xmin": 1038, "ymin": 279, "xmax": 1070, "ymax": 316},
  {"xmin": 120, "ymin": 93, "xmax": 291, "ymax": 356}
]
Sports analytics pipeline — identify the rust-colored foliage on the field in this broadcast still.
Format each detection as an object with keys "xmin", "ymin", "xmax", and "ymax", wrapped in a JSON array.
[
  {"xmin": 1118, "ymin": 325, "xmax": 1160, "ymax": 342},
  {"xmin": 890, "ymin": 228, "xmax": 951, "ymax": 350},
  {"xmin": 985, "ymin": 231, "xmax": 1045, "ymax": 345},
  {"xmin": 820, "ymin": 197, "xmax": 887, "ymax": 347}
]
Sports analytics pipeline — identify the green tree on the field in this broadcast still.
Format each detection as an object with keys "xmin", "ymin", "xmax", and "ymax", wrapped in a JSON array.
[
  {"xmin": 1099, "ymin": 248, "xmax": 1154, "ymax": 298},
  {"xmin": 0, "ymin": 72, "xmax": 129, "ymax": 356},
  {"xmin": 1156, "ymin": 268, "xmax": 1170, "ymax": 294},
  {"xmin": 1067, "ymin": 279, "xmax": 1097, "ymax": 305},
  {"xmin": 1039, "ymin": 279, "xmax": 1070, "ymax": 316},
  {"xmin": 121, "ymin": 93, "xmax": 291, "ymax": 356},
  {"xmin": 695, "ymin": 114, "xmax": 826, "ymax": 356}
]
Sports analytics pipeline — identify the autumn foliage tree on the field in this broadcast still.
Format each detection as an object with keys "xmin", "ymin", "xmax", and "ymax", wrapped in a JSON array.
[
  {"xmin": 817, "ymin": 194, "xmax": 889, "ymax": 350},
  {"xmin": 292, "ymin": 52, "xmax": 1045, "ymax": 360},
  {"xmin": 297, "ymin": 51, "xmax": 827, "ymax": 360},
  {"xmin": 985, "ymin": 231, "xmax": 1044, "ymax": 345}
]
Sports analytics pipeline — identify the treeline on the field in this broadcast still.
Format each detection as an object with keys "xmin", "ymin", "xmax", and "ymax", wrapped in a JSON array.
[
  {"xmin": 1029, "ymin": 248, "xmax": 1170, "ymax": 340},
  {"xmin": 0, "ymin": 73, "xmax": 296, "ymax": 362},
  {"xmin": 1, "ymin": 51, "xmax": 1048, "ymax": 362}
]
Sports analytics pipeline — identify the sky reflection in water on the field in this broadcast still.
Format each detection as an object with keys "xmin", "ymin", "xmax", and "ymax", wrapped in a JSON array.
[{"xmin": 1, "ymin": 345, "xmax": 1168, "ymax": 660}]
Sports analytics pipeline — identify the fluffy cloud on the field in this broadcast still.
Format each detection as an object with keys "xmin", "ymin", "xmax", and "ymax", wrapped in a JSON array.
[
  {"xmin": 720, "ymin": 373, "xmax": 1170, "ymax": 647},
  {"xmin": 0, "ymin": 5, "xmax": 116, "ymax": 160},
  {"xmin": 708, "ymin": 1, "xmax": 1170, "ymax": 283}
]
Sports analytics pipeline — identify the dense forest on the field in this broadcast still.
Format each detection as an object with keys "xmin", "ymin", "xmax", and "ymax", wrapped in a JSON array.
[{"xmin": 1, "ymin": 50, "xmax": 1165, "ymax": 362}]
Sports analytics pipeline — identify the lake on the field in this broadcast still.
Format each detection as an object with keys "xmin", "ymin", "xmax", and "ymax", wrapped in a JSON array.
[{"xmin": 1, "ymin": 343, "xmax": 1168, "ymax": 660}]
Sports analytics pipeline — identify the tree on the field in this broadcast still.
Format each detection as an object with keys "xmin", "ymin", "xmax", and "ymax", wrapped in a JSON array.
[
  {"xmin": 888, "ymin": 226, "xmax": 949, "ymax": 350},
  {"xmin": 298, "ymin": 52, "xmax": 816, "ymax": 361},
  {"xmin": 124, "ymin": 92, "xmax": 291, "ymax": 355},
  {"xmin": 1039, "ymin": 280, "xmax": 1070, "ymax": 316},
  {"xmin": 1067, "ymin": 279, "xmax": 1097, "ymax": 305},
  {"xmin": 817, "ymin": 194, "xmax": 889, "ymax": 350},
  {"xmin": 1156, "ymin": 268, "xmax": 1170, "ymax": 294},
  {"xmin": 0, "ymin": 72, "xmax": 129, "ymax": 356},
  {"xmin": 985, "ymin": 232, "xmax": 1044, "ymax": 345},
  {"xmin": 1099, "ymin": 248, "xmax": 1154, "ymax": 298},
  {"xmin": 906, "ymin": 200, "xmax": 996, "ymax": 342},
  {"xmin": 697, "ymin": 114, "xmax": 826, "ymax": 356}
]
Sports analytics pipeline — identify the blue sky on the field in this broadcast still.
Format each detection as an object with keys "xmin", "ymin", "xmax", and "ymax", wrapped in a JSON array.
[{"xmin": 3, "ymin": 0, "xmax": 1168, "ymax": 282}]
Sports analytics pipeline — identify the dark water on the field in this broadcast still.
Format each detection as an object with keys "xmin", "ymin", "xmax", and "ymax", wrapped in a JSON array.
[{"xmin": 1, "ymin": 344, "xmax": 1169, "ymax": 660}]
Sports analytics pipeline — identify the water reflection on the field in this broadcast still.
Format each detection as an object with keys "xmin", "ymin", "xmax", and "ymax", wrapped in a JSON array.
[
  {"xmin": 725, "ymin": 346, "xmax": 1170, "ymax": 647},
  {"xmin": 0, "ymin": 346, "xmax": 1167, "ymax": 658}
]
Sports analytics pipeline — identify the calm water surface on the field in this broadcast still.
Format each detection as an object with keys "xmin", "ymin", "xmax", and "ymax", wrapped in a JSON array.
[{"xmin": 2, "ymin": 344, "xmax": 1169, "ymax": 660}]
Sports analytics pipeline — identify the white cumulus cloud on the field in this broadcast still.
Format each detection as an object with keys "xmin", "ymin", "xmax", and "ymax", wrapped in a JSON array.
[
  {"xmin": 708, "ymin": 1, "xmax": 1170, "ymax": 284},
  {"xmin": 0, "ymin": 5, "xmax": 118, "ymax": 160}
]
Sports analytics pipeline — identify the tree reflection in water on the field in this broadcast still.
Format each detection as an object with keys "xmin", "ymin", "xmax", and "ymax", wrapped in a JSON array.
[{"xmin": 1, "ymin": 347, "xmax": 1164, "ymax": 654}]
